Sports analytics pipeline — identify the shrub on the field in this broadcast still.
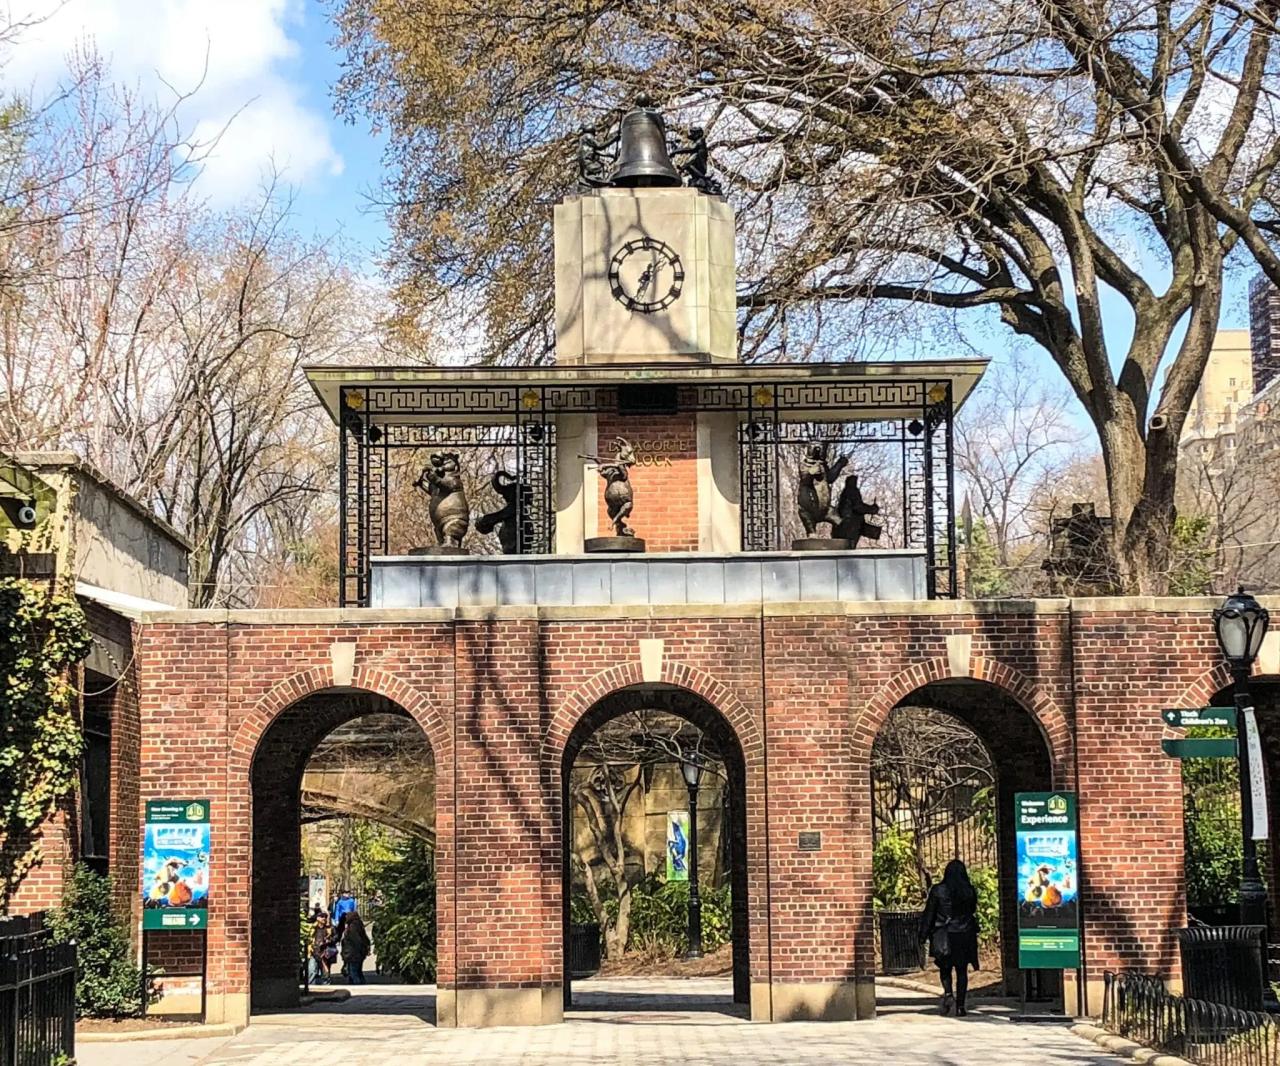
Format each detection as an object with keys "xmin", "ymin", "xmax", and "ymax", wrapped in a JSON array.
[
  {"xmin": 968, "ymin": 865, "xmax": 1000, "ymax": 945},
  {"xmin": 872, "ymin": 826, "xmax": 922, "ymax": 908},
  {"xmin": 48, "ymin": 864, "xmax": 145, "ymax": 1018},
  {"xmin": 367, "ymin": 837, "xmax": 437, "ymax": 983},
  {"xmin": 573, "ymin": 873, "xmax": 732, "ymax": 957}
]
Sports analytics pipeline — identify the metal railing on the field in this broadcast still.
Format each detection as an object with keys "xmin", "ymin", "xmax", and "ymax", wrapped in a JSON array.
[
  {"xmin": 1103, "ymin": 971, "xmax": 1280, "ymax": 1066},
  {"xmin": 0, "ymin": 914, "xmax": 76, "ymax": 1066}
]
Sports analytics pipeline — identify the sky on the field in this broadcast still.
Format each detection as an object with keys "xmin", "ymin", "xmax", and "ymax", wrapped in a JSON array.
[
  {"xmin": 0, "ymin": 0, "xmax": 1260, "ymax": 414},
  {"xmin": 1, "ymin": 0, "xmax": 391, "ymax": 259}
]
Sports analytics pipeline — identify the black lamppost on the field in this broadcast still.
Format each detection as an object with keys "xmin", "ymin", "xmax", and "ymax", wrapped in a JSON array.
[
  {"xmin": 1212, "ymin": 587, "xmax": 1271, "ymax": 930},
  {"xmin": 681, "ymin": 756, "xmax": 704, "ymax": 959}
]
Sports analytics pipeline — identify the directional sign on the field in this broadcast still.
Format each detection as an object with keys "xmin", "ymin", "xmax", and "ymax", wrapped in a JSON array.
[
  {"xmin": 144, "ymin": 908, "xmax": 207, "ymax": 930},
  {"xmin": 1161, "ymin": 738, "xmax": 1237, "ymax": 759},
  {"xmin": 1161, "ymin": 707, "xmax": 1237, "ymax": 729}
]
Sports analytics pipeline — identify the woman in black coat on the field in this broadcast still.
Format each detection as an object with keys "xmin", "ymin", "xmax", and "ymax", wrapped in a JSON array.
[{"xmin": 918, "ymin": 859, "xmax": 980, "ymax": 1016}]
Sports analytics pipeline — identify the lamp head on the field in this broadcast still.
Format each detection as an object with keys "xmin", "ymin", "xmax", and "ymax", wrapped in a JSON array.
[{"xmin": 1214, "ymin": 586, "xmax": 1270, "ymax": 672}]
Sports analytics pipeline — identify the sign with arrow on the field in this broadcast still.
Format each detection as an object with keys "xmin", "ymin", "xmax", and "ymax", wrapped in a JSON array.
[
  {"xmin": 1161, "ymin": 707, "xmax": 1237, "ymax": 729},
  {"xmin": 141, "ymin": 799, "xmax": 211, "ymax": 932}
]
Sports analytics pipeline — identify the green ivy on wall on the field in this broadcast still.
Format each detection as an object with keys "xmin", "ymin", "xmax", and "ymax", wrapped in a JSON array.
[{"xmin": 0, "ymin": 576, "xmax": 91, "ymax": 903}]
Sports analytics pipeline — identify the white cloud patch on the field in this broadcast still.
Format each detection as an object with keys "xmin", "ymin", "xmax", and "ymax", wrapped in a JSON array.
[{"xmin": 1, "ymin": 0, "xmax": 343, "ymax": 205}]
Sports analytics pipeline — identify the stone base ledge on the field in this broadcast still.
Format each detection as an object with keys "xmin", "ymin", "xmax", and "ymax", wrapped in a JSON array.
[
  {"xmin": 750, "ymin": 978, "xmax": 872, "ymax": 1021},
  {"xmin": 437, "ymin": 985, "xmax": 563, "ymax": 1028}
]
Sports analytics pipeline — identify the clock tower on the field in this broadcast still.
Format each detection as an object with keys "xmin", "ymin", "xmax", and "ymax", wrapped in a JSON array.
[{"xmin": 554, "ymin": 100, "xmax": 736, "ymax": 365}]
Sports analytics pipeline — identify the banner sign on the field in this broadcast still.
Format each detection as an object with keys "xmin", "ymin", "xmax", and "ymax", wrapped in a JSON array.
[
  {"xmin": 1015, "ymin": 792, "xmax": 1080, "ymax": 969},
  {"xmin": 142, "ymin": 800, "xmax": 211, "ymax": 930},
  {"xmin": 665, "ymin": 810, "xmax": 690, "ymax": 882},
  {"xmin": 1241, "ymin": 707, "xmax": 1270, "ymax": 840}
]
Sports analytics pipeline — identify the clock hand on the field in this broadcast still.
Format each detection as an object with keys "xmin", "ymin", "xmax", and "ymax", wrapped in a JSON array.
[{"xmin": 636, "ymin": 262, "xmax": 655, "ymax": 297}]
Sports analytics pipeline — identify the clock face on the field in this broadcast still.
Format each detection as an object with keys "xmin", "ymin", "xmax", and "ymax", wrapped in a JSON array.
[{"xmin": 608, "ymin": 237, "xmax": 685, "ymax": 313}]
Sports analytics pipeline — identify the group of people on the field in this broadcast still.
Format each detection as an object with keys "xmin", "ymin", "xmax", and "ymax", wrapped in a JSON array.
[{"xmin": 308, "ymin": 890, "xmax": 372, "ymax": 986}]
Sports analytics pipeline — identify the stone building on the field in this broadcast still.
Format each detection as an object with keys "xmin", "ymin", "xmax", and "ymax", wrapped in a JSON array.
[{"xmin": 7, "ymin": 102, "xmax": 1280, "ymax": 1035}]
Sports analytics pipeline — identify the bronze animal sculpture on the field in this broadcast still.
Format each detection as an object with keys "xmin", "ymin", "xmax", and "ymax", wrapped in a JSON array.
[
  {"xmin": 475, "ymin": 470, "xmax": 534, "ymax": 554},
  {"xmin": 414, "ymin": 451, "xmax": 469, "ymax": 548},
  {"xmin": 832, "ymin": 474, "xmax": 882, "ymax": 547},
  {"xmin": 579, "ymin": 437, "xmax": 637, "ymax": 537},
  {"xmin": 797, "ymin": 442, "xmax": 849, "ymax": 537}
]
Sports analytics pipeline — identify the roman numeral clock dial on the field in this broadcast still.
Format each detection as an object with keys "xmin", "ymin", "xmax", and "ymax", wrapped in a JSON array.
[{"xmin": 608, "ymin": 237, "xmax": 685, "ymax": 313}]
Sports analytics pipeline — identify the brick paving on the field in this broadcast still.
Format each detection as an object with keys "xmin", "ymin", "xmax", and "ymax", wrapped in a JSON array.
[{"xmin": 77, "ymin": 978, "xmax": 1126, "ymax": 1066}]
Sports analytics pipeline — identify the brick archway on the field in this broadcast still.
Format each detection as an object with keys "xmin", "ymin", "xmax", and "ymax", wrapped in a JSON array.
[
  {"xmin": 231, "ymin": 664, "xmax": 450, "ymax": 774},
  {"xmin": 856, "ymin": 657, "xmax": 1072, "ymax": 992},
  {"xmin": 544, "ymin": 658, "xmax": 761, "ymax": 768},
  {"xmin": 221, "ymin": 669, "xmax": 451, "ymax": 1014},
  {"xmin": 546, "ymin": 660, "xmax": 764, "ymax": 1012},
  {"xmin": 857, "ymin": 655, "xmax": 1074, "ymax": 774}
]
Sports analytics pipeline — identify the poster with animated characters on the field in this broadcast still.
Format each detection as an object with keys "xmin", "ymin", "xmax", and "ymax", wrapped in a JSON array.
[
  {"xmin": 1014, "ymin": 792, "xmax": 1080, "ymax": 968},
  {"xmin": 141, "ymin": 800, "xmax": 211, "ymax": 930}
]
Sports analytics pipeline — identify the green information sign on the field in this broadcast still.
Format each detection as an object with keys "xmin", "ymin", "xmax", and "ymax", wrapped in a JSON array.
[
  {"xmin": 142, "ymin": 799, "xmax": 211, "ymax": 932},
  {"xmin": 1014, "ymin": 792, "xmax": 1080, "ymax": 969},
  {"xmin": 1161, "ymin": 707, "xmax": 1237, "ymax": 729},
  {"xmin": 1161, "ymin": 738, "xmax": 1237, "ymax": 759}
]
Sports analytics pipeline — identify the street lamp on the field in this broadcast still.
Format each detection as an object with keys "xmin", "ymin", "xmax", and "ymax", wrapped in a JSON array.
[
  {"xmin": 1212, "ymin": 587, "xmax": 1270, "ymax": 930},
  {"xmin": 680, "ymin": 755, "xmax": 704, "ymax": 959}
]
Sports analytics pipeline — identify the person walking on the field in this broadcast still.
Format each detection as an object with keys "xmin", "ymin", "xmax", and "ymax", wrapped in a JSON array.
[
  {"xmin": 340, "ymin": 910, "xmax": 371, "ymax": 985},
  {"xmin": 331, "ymin": 890, "xmax": 357, "ymax": 934},
  {"xmin": 308, "ymin": 909, "xmax": 332, "ymax": 985},
  {"xmin": 919, "ymin": 859, "xmax": 980, "ymax": 1016}
]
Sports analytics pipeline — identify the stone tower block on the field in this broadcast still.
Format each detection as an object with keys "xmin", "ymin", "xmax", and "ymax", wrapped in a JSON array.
[{"xmin": 554, "ymin": 186, "xmax": 736, "ymax": 364}]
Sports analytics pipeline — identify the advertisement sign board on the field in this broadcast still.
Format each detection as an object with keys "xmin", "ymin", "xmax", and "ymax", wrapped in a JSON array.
[
  {"xmin": 1015, "ymin": 791, "xmax": 1080, "ymax": 968},
  {"xmin": 665, "ymin": 810, "xmax": 690, "ymax": 882},
  {"xmin": 142, "ymin": 800, "xmax": 211, "ymax": 931}
]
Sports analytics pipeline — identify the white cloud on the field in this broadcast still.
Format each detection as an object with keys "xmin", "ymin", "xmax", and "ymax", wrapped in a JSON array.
[{"xmin": 0, "ymin": 0, "xmax": 343, "ymax": 205}]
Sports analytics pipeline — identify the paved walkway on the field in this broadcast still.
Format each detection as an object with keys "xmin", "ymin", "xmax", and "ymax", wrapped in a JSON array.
[{"xmin": 78, "ymin": 977, "xmax": 1124, "ymax": 1066}]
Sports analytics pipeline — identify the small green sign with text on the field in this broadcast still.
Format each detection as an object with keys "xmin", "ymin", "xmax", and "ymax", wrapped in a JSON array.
[
  {"xmin": 143, "ymin": 908, "xmax": 207, "ymax": 930},
  {"xmin": 1161, "ymin": 707, "xmax": 1236, "ymax": 729},
  {"xmin": 1015, "ymin": 792, "xmax": 1081, "ymax": 969}
]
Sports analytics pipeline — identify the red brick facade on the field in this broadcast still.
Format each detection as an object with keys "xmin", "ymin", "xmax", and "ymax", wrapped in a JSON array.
[
  {"xmin": 595, "ymin": 412, "xmax": 698, "ymax": 550},
  {"xmin": 14, "ymin": 596, "xmax": 1280, "ymax": 1026}
]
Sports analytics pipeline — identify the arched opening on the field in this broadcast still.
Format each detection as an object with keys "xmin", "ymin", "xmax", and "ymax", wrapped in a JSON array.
[
  {"xmin": 560, "ymin": 684, "xmax": 749, "ymax": 1019},
  {"xmin": 870, "ymin": 679, "xmax": 1058, "ymax": 1011},
  {"xmin": 250, "ymin": 689, "xmax": 437, "ymax": 1021},
  {"xmin": 1181, "ymin": 679, "xmax": 1279, "ymax": 926}
]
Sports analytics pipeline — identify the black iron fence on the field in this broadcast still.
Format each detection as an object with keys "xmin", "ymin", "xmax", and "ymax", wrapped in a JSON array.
[
  {"xmin": 0, "ymin": 914, "xmax": 76, "ymax": 1066},
  {"xmin": 1103, "ymin": 971, "xmax": 1280, "ymax": 1066}
]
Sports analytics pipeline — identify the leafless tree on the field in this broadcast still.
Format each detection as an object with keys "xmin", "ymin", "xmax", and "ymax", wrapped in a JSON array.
[
  {"xmin": 569, "ymin": 710, "xmax": 720, "ymax": 959},
  {"xmin": 331, "ymin": 0, "xmax": 1280, "ymax": 591},
  {"xmin": 872, "ymin": 706, "xmax": 995, "ymax": 883},
  {"xmin": 0, "ymin": 48, "xmax": 381, "ymax": 605},
  {"xmin": 956, "ymin": 356, "xmax": 1090, "ymax": 590}
]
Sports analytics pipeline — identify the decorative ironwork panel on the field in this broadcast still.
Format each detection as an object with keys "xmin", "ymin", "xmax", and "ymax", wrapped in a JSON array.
[
  {"xmin": 513, "ymin": 418, "xmax": 555, "ymax": 553},
  {"xmin": 739, "ymin": 419, "xmax": 780, "ymax": 551},
  {"xmin": 775, "ymin": 380, "xmax": 925, "ymax": 411},
  {"xmin": 924, "ymin": 389, "xmax": 956, "ymax": 598},
  {"xmin": 338, "ymin": 384, "xmax": 557, "ymax": 604}
]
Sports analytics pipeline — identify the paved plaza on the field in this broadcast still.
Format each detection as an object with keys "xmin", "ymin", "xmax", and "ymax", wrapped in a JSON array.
[{"xmin": 77, "ymin": 978, "xmax": 1126, "ymax": 1066}]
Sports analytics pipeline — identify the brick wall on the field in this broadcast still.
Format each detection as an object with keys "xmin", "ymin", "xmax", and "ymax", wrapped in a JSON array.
[
  {"xmin": 19, "ymin": 597, "xmax": 1263, "ymax": 1020},
  {"xmin": 594, "ymin": 412, "xmax": 698, "ymax": 551}
]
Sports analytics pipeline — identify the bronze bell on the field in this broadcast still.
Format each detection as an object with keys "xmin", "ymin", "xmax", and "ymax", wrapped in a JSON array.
[{"xmin": 610, "ymin": 98, "xmax": 682, "ymax": 188}]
